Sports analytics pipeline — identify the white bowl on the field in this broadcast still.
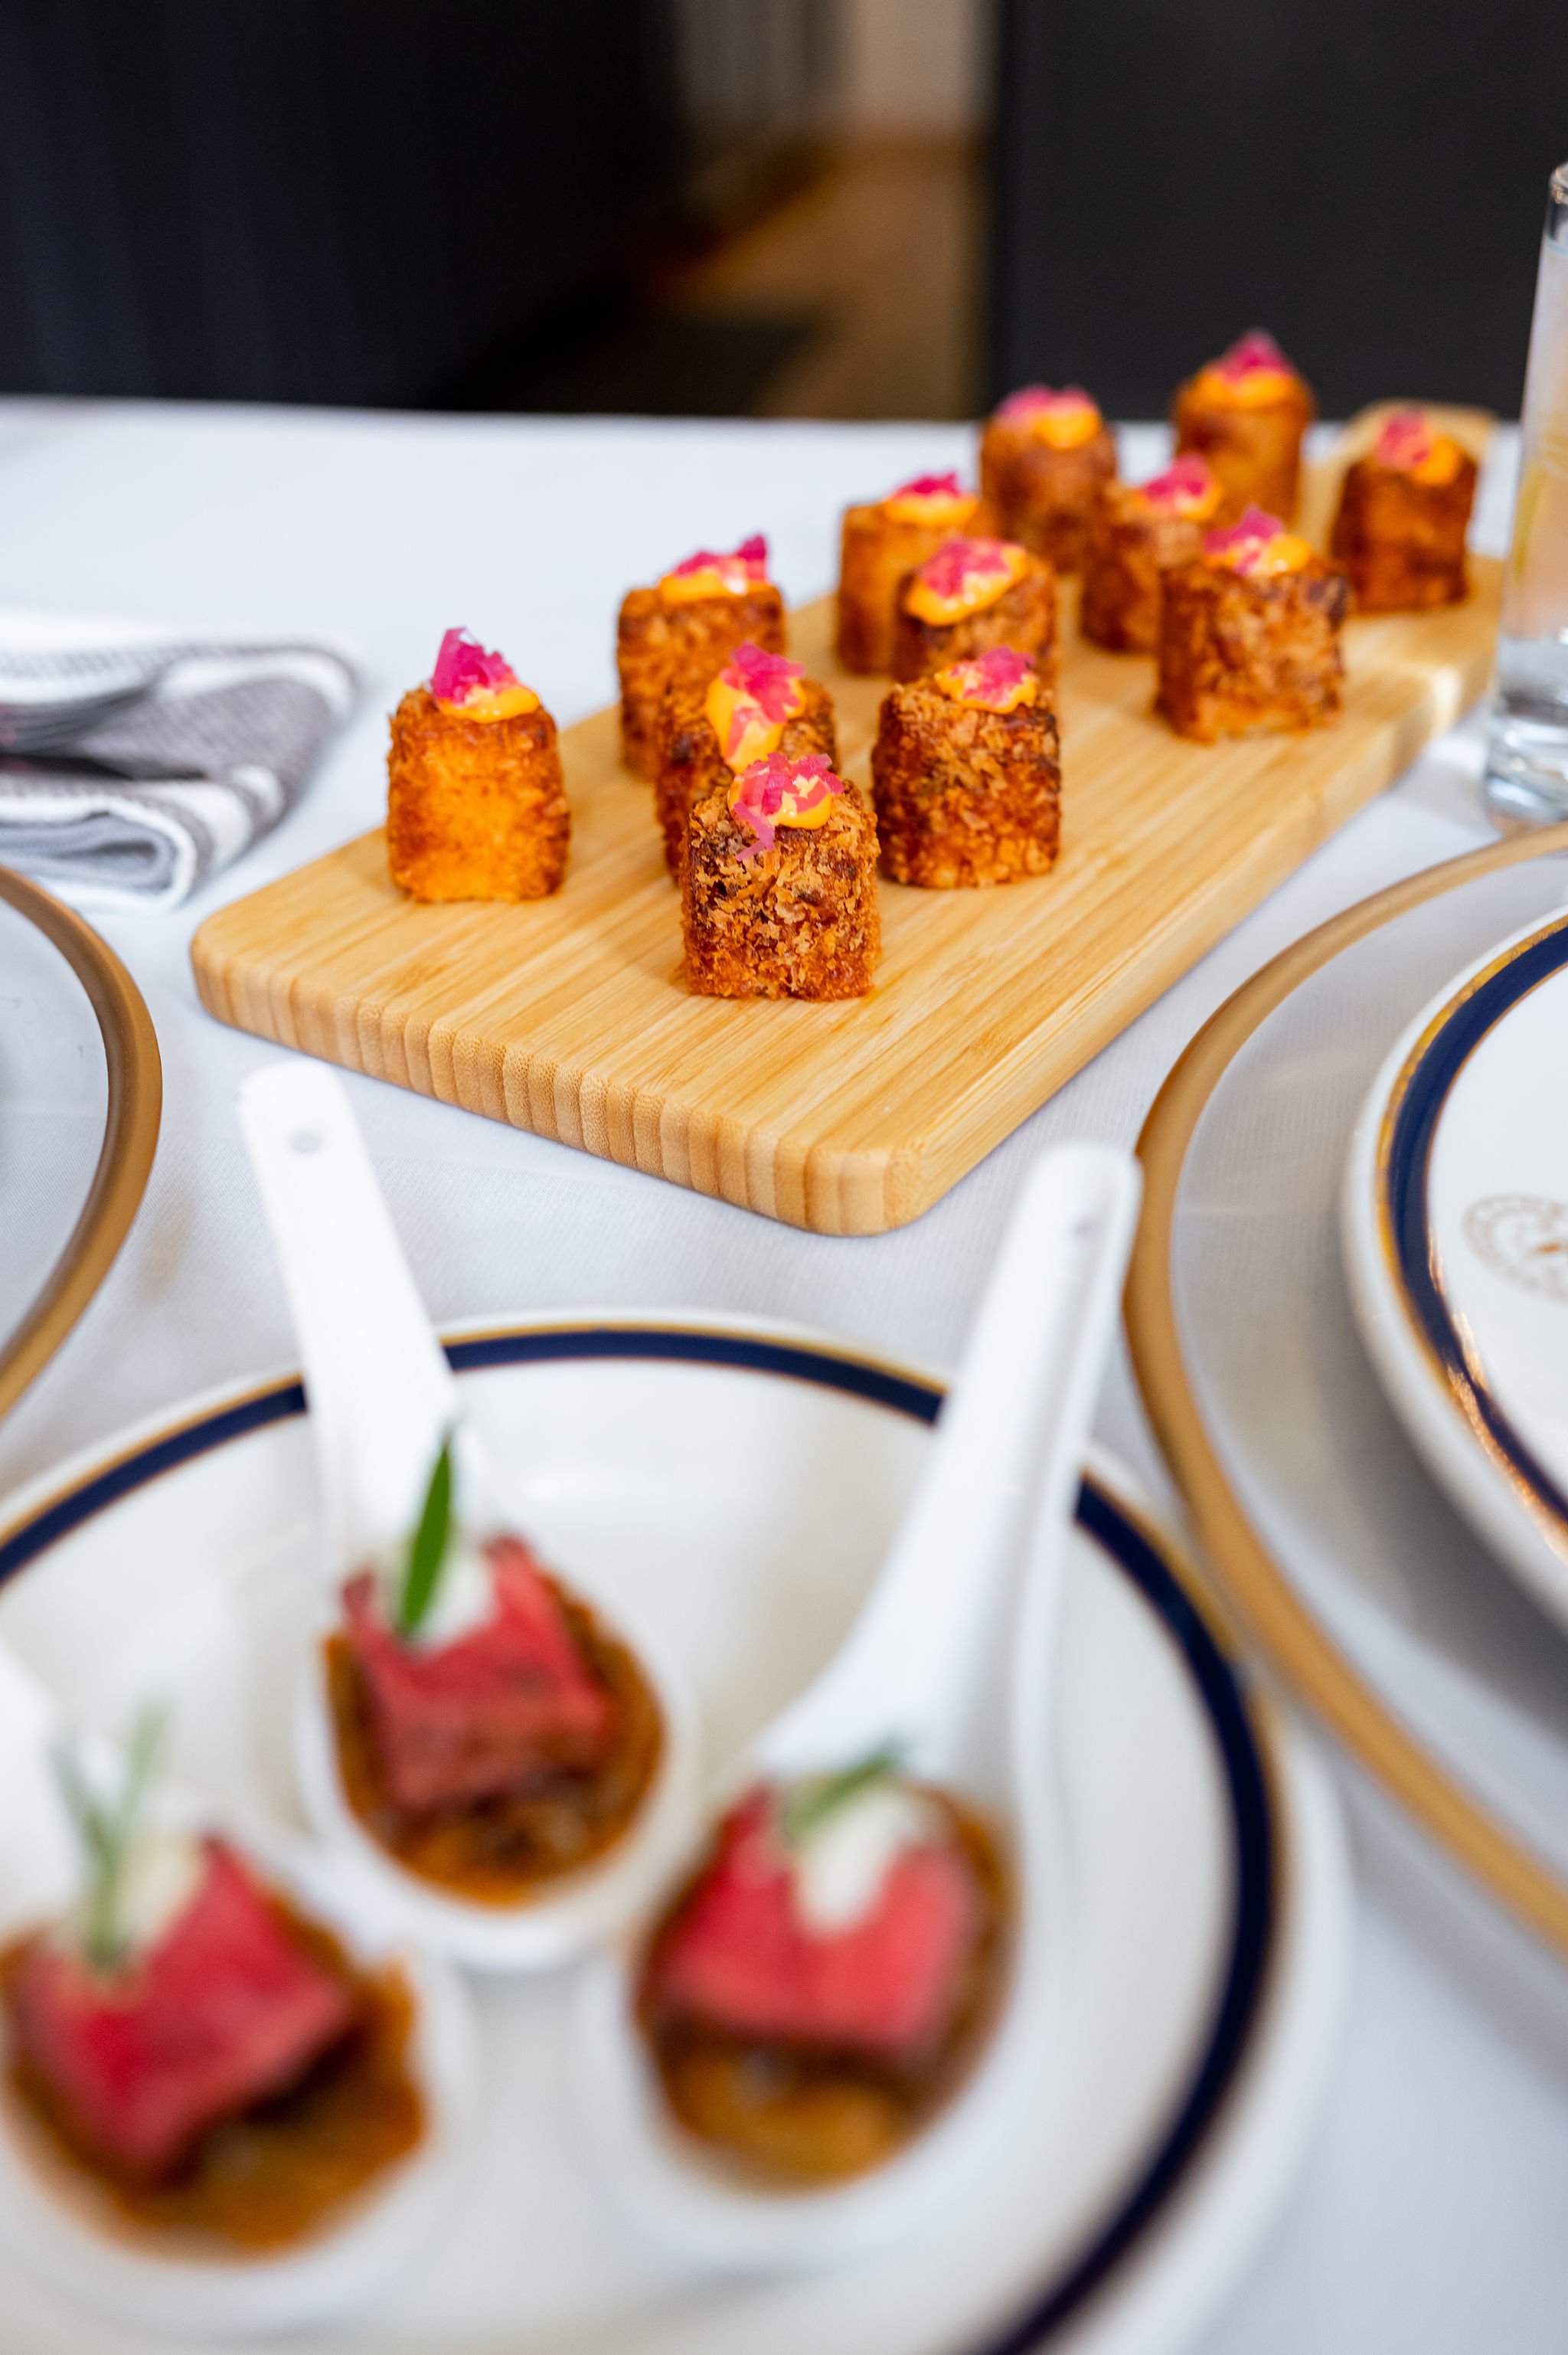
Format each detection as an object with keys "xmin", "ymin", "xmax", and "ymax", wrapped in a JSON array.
[{"xmin": 0, "ymin": 1311, "xmax": 1348, "ymax": 2355}]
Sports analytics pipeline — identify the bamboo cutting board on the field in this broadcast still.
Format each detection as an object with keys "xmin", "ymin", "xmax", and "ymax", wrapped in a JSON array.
[{"xmin": 192, "ymin": 414, "xmax": 1500, "ymax": 1235}]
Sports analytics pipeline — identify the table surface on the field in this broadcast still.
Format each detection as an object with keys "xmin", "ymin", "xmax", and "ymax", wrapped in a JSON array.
[{"xmin": 1, "ymin": 397, "xmax": 1564, "ymax": 2352}]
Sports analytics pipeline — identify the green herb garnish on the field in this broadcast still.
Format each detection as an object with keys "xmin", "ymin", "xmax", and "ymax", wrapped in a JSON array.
[
  {"xmin": 53, "ymin": 1706, "xmax": 167, "ymax": 1976},
  {"xmin": 780, "ymin": 1740, "xmax": 905, "ymax": 1848},
  {"xmin": 397, "ymin": 1431, "xmax": 455, "ymax": 1639}
]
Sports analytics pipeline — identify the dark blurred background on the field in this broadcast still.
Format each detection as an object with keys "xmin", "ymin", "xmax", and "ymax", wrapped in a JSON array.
[{"xmin": 0, "ymin": 0, "xmax": 1560, "ymax": 420}]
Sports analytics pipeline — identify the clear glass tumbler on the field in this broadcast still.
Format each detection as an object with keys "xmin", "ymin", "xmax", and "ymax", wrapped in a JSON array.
[{"xmin": 1484, "ymin": 162, "xmax": 1568, "ymax": 827}]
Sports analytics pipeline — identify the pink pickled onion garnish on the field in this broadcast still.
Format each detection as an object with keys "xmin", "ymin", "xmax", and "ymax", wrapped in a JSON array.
[
  {"xmin": 431, "ymin": 627, "xmax": 518, "ymax": 705},
  {"xmin": 671, "ymin": 534, "xmax": 769, "ymax": 582},
  {"xmin": 888, "ymin": 470, "xmax": 965, "ymax": 499},
  {"xmin": 917, "ymin": 535, "xmax": 1014, "ymax": 600},
  {"xmin": 946, "ymin": 646, "xmax": 1035, "ymax": 705},
  {"xmin": 730, "ymin": 751, "xmax": 841, "ymax": 862},
  {"xmin": 1373, "ymin": 408, "xmax": 1435, "ymax": 469},
  {"xmin": 1215, "ymin": 330, "xmax": 1291, "ymax": 381},
  {"xmin": 1204, "ymin": 504, "xmax": 1286, "ymax": 566},
  {"xmin": 996, "ymin": 383, "xmax": 1096, "ymax": 421},
  {"xmin": 720, "ymin": 641, "xmax": 804, "ymax": 722},
  {"xmin": 1142, "ymin": 453, "xmax": 1216, "ymax": 511}
]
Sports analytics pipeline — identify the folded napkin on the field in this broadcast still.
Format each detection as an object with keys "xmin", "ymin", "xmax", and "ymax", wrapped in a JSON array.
[{"xmin": 0, "ymin": 613, "xmax": 360, "ymax": 911}]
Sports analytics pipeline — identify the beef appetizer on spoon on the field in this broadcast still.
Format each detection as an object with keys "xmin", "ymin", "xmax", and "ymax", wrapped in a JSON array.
[
  {"xmin": 0, "ymin": 1657, "xmax": 475, "ymax": 2335},
  {"xmin": 239, "ymin": 1061, "xmax": 698, "ymax": 1972},
  {"xmin": 577, "ymin": 1143, "xmax": 1141, "ymax": 2267}
]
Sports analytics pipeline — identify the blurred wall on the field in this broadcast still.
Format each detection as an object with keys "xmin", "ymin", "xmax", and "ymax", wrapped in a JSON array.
[
  {"xmin": 0, "ymin": 0, "xmax": 678, "ymax": 404},
  {"xmin": 838, "ymin": 0, "xmax": 988, "ymax": 136},
  {"xmin": 991, "ymin": 0, "xmax": 1566, "ymax": 417}
]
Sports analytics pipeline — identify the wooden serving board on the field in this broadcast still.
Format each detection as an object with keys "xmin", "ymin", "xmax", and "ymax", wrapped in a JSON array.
[{"xmin": 192, "ymin": 415, "xmax": 1500, "ymax": 1235}]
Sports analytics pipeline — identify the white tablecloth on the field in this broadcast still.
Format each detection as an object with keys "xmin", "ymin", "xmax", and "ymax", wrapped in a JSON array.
[{"xmin": 1, "ymin": 397, "xmax": 1564, "ymax": 2351}]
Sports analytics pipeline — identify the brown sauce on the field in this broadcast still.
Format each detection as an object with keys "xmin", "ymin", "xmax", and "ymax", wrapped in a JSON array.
[
  {"xmin": 326, "ymin": 1580, "xmax": 664, "ymax": 1905},
  {"xmin": 637, "ymin": 1792, "xmax": 1011, "ymax": 2187},
  {"xmin": 0, "ymin": 1908, "xmax": 423, "ymax": 2254}
]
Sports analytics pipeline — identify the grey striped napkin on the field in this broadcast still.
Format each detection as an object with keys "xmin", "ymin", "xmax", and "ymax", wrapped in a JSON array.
[{"xmin": 0, "ymin": 618, "xmax": 359, "ymax": 910}]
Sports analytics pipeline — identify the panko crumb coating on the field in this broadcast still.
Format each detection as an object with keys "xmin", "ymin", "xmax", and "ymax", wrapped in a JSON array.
[
  {"xmin": 1157, "ymin": 552, "xmax": 1349, "ymax": 743},
  {"xmin": 890, "ymin": 555, "xmax": 1057, "ymax": 689},
  {"xmin": 655, "ymin": 676, "xmax": 838, "ymax": 880},
  {"xmin": 1330, "ymin": 420, "xmax": 1475, "ymax": 612},
  {"xmin": 616, "ymin": 584, "xmax": 786, "ymax": 782},
  {"xmin": 387, "ymin": 687, "xmax": 569, "ymax": 901},
  {"xmin": 872, "ymin": 676, "xmax": 1060, "ymax": 888},
  {"xmin": 682, "ymin": 783, "xmax": 880, "ymax": 1000},
  {"xmin": 1080, "ymin": 482, "xmax": 1209, "ymax": 654}
]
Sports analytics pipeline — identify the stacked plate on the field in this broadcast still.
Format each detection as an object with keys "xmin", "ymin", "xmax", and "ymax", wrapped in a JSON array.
[{"xmin": 1132, "ymin": 829, "xmax": 1568, "ymax": 1931}]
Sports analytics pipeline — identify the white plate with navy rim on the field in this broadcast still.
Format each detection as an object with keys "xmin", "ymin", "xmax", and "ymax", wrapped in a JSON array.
[
  {"xmin": 0, "ymin": 1311, "xmax": 1348, "ymax": 2355},
  {"xmin": 1343, "ymin": 904, "xmax": 1568, "ymax": 1632}
]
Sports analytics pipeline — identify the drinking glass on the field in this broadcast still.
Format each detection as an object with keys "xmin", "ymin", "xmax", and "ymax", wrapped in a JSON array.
[{"xmin": 1484, "ymin": 162, "xmax": 1568, "ymax": 826}]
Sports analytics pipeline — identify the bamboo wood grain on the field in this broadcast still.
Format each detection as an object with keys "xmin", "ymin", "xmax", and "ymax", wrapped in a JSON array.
[{"xmin": 191, "ymin": 416, "xmax": 1500, "ymax": 1234}]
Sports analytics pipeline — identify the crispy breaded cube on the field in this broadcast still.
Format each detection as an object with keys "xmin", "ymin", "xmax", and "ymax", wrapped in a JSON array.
[
  {"xmin": 1171, "ymin": 376, "xmax": 1315, "ymax": 528},
  {"xmin": 655, "ymin": 676, "xmax": 838, "ymax": 880},
  {"xmin": 682, "ymin": 784, "xmax": 880, "ymax": 1000},
  {"xmin": 387, "ymin": 688, "xmax": 569, "ymax": 901},
  {"xmin": 616, "ymin": 586, "xmax": 786, "ymax": 782},
  {"xmin": 1330, "ymin": 451, "xmax": 1476, "ymax": 612},
  {"xmin": 1080, "ymin": 482, "xmax": 1207, "ymax": 654},
  {"xmin": 978, "ymin": 422, "xmax": 1117, "ymax": 572},
  {"xmin": 835, "ymin": 499, "xmax": 993, "ymax": 674},
  {"xmin": 1157, "ymin": 554, "xmax": 1349, "ymax": 742},
  {"xmin": 890, "ymin": 556, "xmax": 1057, "ymax": 689},
  {"xmin": 871, "ymin": 677, "xmax": 1060, "ymax": 888}
]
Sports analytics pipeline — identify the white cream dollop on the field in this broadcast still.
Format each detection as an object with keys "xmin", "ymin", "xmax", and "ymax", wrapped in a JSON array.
[
  {"xmin": 790, "ymin": 1781, "xmax": 940, "ymax": 1934},
  {"xmin": 78, "ymin": 1823, "xmax": 207, "ymax": 1961},
  {"xmin": 375, "ymin": 1524, "xmax": 496, "ymax": 1652}
]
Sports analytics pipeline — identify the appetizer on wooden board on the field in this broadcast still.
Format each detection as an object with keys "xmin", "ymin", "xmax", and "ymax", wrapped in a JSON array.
[
  {"xmin": 618, "ymin": 537, "xmax": 786, "ymax": 780},
  {"xmin": 655, "ymin": 642, "xmax": 838, "ymax": 880},
  {"xmin": 682, "ymin": 751, "xmax": 880, "ymax": 1000},
  {"xmin": 1080, "ymin": 456, "xmax": 1223, "ymax": 654},
  {"xmin": 1172, "ymin": 332, "xmax": 1316, "ymax": 528},
  {"xmin": 892, "ymin": 535, "xmax": 1058, "ymax": 688},
  {"xmin": 872, "ymin": 646, "xmax": 1060, "ymax": 889},
  {"xmin": 1158, "ymin": 505, "xmax": 1349, "ymax": 743},
  {"xmin": 635, "ymin": 1752, "xmax": 1008, "ymax": 2185},
  {"xmin": 1330, "ymin": 407, "xmax": 1476, "ymax": 612},
  {"xmin": 388, "ymin": 628, "xmax": 568, "ymax": 902},
  {"xmin": 837, "ymin": 473, "xmax": 992, "ymax": 675},
  {"xmin": 978, "ymin": 386, "xmax": 1117, "ymax": 572}
]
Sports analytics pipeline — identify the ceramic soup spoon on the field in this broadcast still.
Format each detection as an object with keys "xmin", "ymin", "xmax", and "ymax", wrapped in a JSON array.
[
  {"xmin": 237, "ymin": 1059, "xmax": 700, "ymax": 1971},
  {"xmin": 0, "ymin": 1640, "xmax": 477, "ymax": 2337},
  {"xmin": 574, "ymin": 1141, "xmax": 1142, "ymax": 2268}
]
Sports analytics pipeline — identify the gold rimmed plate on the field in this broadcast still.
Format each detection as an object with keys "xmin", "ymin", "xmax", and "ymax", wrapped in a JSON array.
[
  {"xmin": 0, "ymin": 868, "xmax": 161, "ymax": 1419},
  {"xmin": 1128, "ymin": 823, "xmax": 1568, "ymax": 1958}
]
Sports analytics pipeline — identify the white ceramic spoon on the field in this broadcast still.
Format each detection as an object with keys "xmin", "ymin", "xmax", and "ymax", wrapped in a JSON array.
[
  {"xmin": 0, "ymin": 1636, "xmax": 479, "ymax": 2337},
  {"xmin": 574, "ymin": 1140, "xmax": 1142, "ymax": 2269},
  {"xmin": 237, "ymin": 1058, "xmax": 701, "ymax": 1971}
]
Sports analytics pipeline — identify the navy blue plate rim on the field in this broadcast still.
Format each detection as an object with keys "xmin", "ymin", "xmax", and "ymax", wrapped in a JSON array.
[
  {"xmin": 0, "ymin": 1319, "xmax": 1275, "ymax": 2353},
  {"xmin": 1380, "ymin": 911, "xmax": 1568, "ymax": 1544}
]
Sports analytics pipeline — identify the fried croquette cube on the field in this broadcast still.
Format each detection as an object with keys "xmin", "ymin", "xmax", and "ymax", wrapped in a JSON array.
[
  {"xmin": 616, "ymin": 538, "xmax": 786, "ymax": 781},
  {"xmin": 387, "ymin": 685, "xmax": 569, "ymax": 902},
  {"xmin": 890, "ymin": 541, "xmax": 1057, "ymax": 688},
  {"xmin": 835, "ymin": 475, "xmax": 992, "ymax": 674},
  {"xmin": 1171, "ymin": 332, "xmax": 1316, "ymax": 526},
  {"xmin": 871, "ymin": 656, "xmax": 1060, "ymax": 888},
  {"xmin": 1080, "ymin": 461, "xmax": 1220, "ymax": 653},
  {"xmin": 1157, "ymin": 518, "xmax": 1349, "ymax": 743},
  {"xmin": 1330, "ymin": 412, "xmax": 1475, "ymax": 612},
  {"xmin": 655, "ymin": 675, "xmax": 838, "ymax": 880},
  {"xmin": 978, "ymin": 388, "xmax": 1117, "ymax": 572},
  {"xmin": 682, "ymin": 757, "xmax": 880, "ymax": 1000}
]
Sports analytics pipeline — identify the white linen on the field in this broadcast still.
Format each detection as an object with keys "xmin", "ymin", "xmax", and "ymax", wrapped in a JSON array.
[{"xmin": 0, "ymin": 397, "xmax": 1562, "ymax": 2354}]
